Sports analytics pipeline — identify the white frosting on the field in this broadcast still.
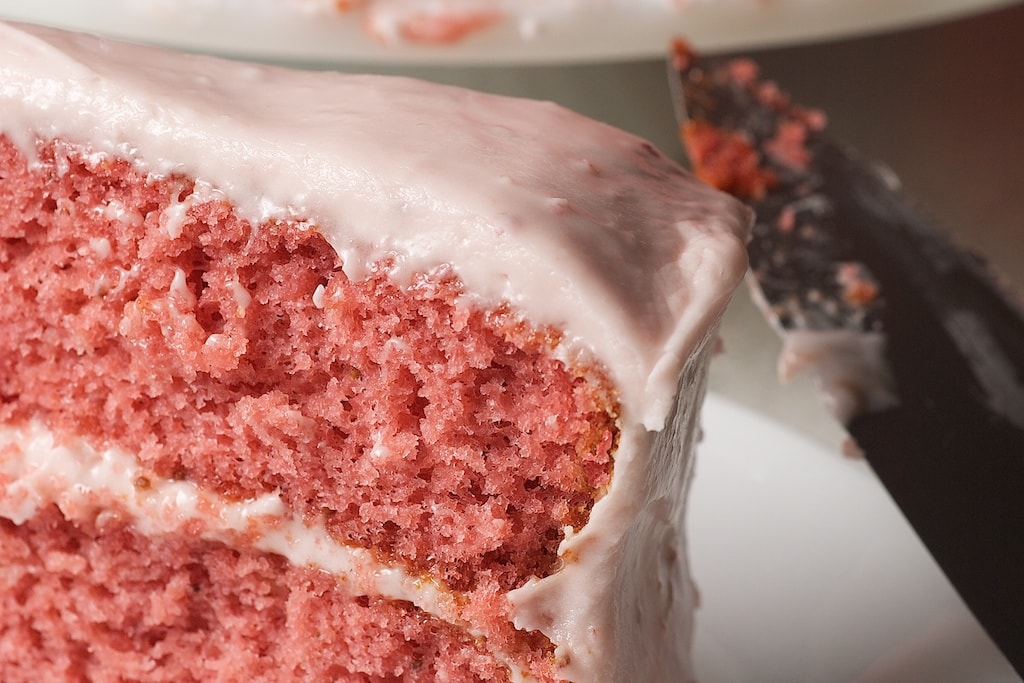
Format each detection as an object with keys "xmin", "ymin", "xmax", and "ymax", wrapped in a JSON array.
[
  {"xmin": 777, "ymin": 328, "xmax": 899, "ymax": 424},
  {"xmin": 0, "ymin": 22, "xmax": 750, "ymax": 682},
  {"xmin": 745, "ymin": 275, "xmax": 899, "ymax": 426}
]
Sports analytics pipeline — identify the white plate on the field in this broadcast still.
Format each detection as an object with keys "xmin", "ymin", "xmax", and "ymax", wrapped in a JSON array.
[
  {"xmin": 689, "ymin": 395, "xmax": 1020, "ymax": 683},
  {"xmin": 0, "ymin": 0, "xmax": 1017, "ymax": 65}
]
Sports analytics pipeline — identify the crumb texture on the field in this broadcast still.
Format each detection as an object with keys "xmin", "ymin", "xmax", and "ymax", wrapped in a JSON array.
[
  {"xmin": 0, "ymin": 135, "xmax": 618, "ymax": 592},
  {"xmin": 0, "ymin": 506, "xmax": 517, "ymax": 683}
]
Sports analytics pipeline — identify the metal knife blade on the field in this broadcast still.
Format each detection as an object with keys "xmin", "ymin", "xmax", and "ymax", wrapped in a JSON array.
[{"xmin": 668, "ymin": 40, "xmax": 1024, "ymax": 674}]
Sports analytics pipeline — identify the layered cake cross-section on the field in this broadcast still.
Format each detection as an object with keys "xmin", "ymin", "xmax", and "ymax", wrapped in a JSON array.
[{"xmin": 0, "ymin": 22, "xmax": 750, "ymax": 682}]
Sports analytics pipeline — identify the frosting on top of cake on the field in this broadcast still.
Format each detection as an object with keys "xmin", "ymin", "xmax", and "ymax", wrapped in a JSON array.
[{"xmin": 0, "ymin": 20, "xmax": 749, "ymax": 432}]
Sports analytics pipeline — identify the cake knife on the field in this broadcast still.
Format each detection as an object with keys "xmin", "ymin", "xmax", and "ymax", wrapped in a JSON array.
[{"xmin": 667, "ymin": 40, "xmax": 1024, "ymax": 675}]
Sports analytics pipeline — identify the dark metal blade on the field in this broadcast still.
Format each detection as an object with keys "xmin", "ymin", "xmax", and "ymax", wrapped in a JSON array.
[{"xmin": 668, "ymin": 40, "xmax": 1024, "ymax": 674}]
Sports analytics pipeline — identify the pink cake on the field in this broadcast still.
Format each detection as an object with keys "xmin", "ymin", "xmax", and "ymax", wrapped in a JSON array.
[{"xmin": 0, "ymin": 22, "xmax": 750, "ymax": 682}]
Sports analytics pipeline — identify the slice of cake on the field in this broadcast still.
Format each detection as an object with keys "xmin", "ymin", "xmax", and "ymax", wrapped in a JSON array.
[{"xmin": 0, "ymin": 21, "xmax": 750, "ymax": 683}]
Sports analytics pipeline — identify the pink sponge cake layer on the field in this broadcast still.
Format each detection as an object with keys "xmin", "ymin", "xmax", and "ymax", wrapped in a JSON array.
[
  {"xmin": 0, "ymin": 21, "xmax": 750, "ymax": 683},
  {"xmin": 1, "ymin": 506, "xmax": 548, "ymax": 682},
  {"xmin": 0, "ymin": 135, "xmax": 616, "ymax": 594}
]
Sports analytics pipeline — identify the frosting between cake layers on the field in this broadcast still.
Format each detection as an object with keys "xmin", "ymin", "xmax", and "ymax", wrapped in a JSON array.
[
  {"xmin": 0, "ymin": 421, "xmax": 451, "ymax": 618},
  {"xmin": 0, "ymin": 421, "xmax": 536, "ymax": 683}
]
